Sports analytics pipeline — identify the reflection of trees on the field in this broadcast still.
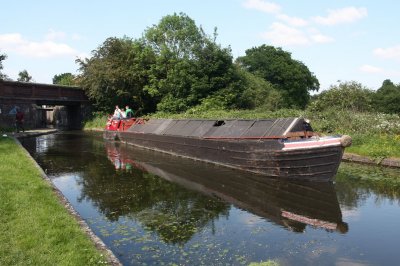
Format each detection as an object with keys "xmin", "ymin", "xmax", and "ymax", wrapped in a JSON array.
[
  {"xmin": 335, "ymin": 163, "xmax": 400, "ymax": 209},
  {"xmin": 23, "ymin": 132, "xmax": 230, "ymax": 245},
  {"xmin": 78, "ymin": 164, "xmax": 229, "ymax": 244}
]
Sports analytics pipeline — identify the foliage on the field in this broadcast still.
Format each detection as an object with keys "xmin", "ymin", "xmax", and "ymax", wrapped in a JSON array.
[
  {"xmin": 346, "ymin": 134, "xmax": 400, "ymax": 159},
  {"xmin": 302, "ymin": 109, "xmax": 400, "ymax": 159},
  {"xmin": 0, "ymin": 138, "xmax": 108, "ymax": 265},
  {"xmin": 306, "ymin": 108, "xmax": 400, "ymax": 136},
  {"xmin": 151, "ymin": 107, "xmax": 304, "ymax": 120},
  {"xmin": 17, "ymin": 69, "xmax": 33, "ymax": 82},
  {"xmin": 52, "ymin": 72, "xmax": 78, "ymax": 86},
  {"xmin": 76, "ymin": 14, "xmax": 323, "ymax": 115},
  {"xmin": 308, "ymin": 81, "xmax": 374, "ymax": 113},
  {"xmin": 236, "ymin": 45, "xmax": 319, "ymax": 109},
  {"xmin": 236, "ymin": 67, "xmax": 284, "ymax": 110},
  {"xmin": 83, "ymin": 113, "xmax": 109, "ymax": 130},
  {"xmin": 0, "ymin": 51, "xmax": 8, "ymax": 80},
  {"xmin": 76, "ymin": 37, "xmax": 157, "ymax": 114},
  {"xmin": 144, "ymin": 13, "xmax": 242, "ymax": 112},
  {"xmin": 373, "ymin": 79, "xmax": 400, "ymax": 114}
]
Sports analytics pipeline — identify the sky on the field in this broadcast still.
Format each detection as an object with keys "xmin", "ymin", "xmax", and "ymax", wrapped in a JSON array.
[{"xmin": 1, "ymin": 0, "xmax": 400, "ymax": 91}]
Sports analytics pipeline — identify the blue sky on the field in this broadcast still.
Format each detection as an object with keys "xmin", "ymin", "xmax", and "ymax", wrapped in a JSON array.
[{"xmin": 1, "ymin": 0, "xmax": 399, "ymax": 91}]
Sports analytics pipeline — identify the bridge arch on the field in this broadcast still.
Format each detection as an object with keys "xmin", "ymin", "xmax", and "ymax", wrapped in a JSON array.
[{"xmin": 0, "ymin": 80, "xmax": 90, "ymax": 130}]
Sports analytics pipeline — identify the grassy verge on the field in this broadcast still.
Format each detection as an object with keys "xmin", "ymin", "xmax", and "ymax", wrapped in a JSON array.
[
  {"xmin": 0, "ymin": 137, "xmax": 108, "ymax": 265},
  {"xmin": 346, "ymin": 134, "xmax": 400, "ymax": 159},
  {"xmin": 83, "ymin": 114, "xmax": 109, "ymax": 131}
]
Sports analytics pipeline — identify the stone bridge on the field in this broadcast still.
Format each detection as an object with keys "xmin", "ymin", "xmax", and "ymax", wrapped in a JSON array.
[{"xmin": 0, "ymin": 80, "xmax": 90, "ymax": 130}]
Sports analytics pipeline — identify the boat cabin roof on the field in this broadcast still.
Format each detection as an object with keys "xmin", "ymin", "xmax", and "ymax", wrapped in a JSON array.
[{"xmin": 127, "ymin": 118, "xmax": 309, "ymax": 138}]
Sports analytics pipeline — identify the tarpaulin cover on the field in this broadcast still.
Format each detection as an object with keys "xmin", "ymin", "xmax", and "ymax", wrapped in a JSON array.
[{"xmin": 128, "ymin": 118, "xmax": 305, "ymax": 138}]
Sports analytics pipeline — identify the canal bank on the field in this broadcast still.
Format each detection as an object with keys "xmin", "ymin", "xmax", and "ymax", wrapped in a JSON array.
[
  {"xmin": 342, "ymin": 153, "xmax": 400, "ymax": 168},
  {"xmin": 0, "ymin": 129, "xmax": 121, "ymax": 266}
]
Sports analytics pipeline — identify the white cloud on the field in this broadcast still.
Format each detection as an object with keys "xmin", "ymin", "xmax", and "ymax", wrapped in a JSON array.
[
  {"xmin": 276, "ymin": 14, "xmax": 308, "ymax": 27},
  {"xmin": 0, "ymin": 33, "xmax": 77, "ymax": 58},
  {"xmin": 373, "ymin": 45, "xmax": 400, "ymax": 60},
  {"xmin": 261, "ymin": 22, "xmax": 310, "ymax": 46},
  {"xmin": 261, "ymin": 23, "xmax": 334, "ymax": 46},
  {"xmin": 306, "ymin": 28, "xmax": 334, "ymax": 43},
  {"xmin": 360, "ymin": 64, "xmax": 383, "ymax": 73},
  {"xmin": 0, "ymin": 33, "xmax": 24, "ymax": 46},
  {"xmin": 312, "ymin": 7, "xmax": 368, "ymax": 26},
  {"xmin": 310, "ymin": 33, "xmax": 334, "ymax": 44},
  {"xmin": 243, "ymin": 0, "xmax": 281, "ymax": 14},
  {"xmin": 20, "ymin": 41, "xmax": 76, "ymax": 57},
  {"xmin": 45, "ymin": 29, "xmax": 67, "ymax": 41}
]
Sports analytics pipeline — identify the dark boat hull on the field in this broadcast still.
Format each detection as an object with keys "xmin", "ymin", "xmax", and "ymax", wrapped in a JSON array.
[
  {"xmin": 104, "ymin": 118, "xmax": 350, "ymax": 182},
  {"xmin": 118, "ymin": 131, "xmax": 344, "ymax": 182}
]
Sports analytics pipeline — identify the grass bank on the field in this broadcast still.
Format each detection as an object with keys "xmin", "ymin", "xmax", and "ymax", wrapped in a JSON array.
[{"xmin": 0, "ymin": 137, "xmax": 108, "ymax": 265}]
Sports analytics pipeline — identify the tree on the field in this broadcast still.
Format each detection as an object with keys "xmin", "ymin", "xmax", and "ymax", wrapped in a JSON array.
[
  {"xmin": 53, "ymin": 73, "xmax": 77, "ymax": 86},
  {"xmin": 373, "ymin": 79, "xmax": 400, "ymax": 114},
  {"xmin": 17, "ymin": 69, "xmax": 33, "ymax": 82},
  {"xmin": 144, "ymin": 13, "xmax": 241, "ymax": 112},
  {"xmin": 76, "ymin": 37, "xmax": 157, "ymax": 113},
  {"xmin": 308, "ymin": 81, "xmax": 374, "ymax": 112},
  {"xmin": 236, "ymin": 66, "xmax": 284, "ymax": 110},
  {"xmin": 0, "ymin": 52, "xmax": 9, "ymax": 80},
  {"xmin": 236, "ymin": 45, "xmax": 319, "ymax": 108}
]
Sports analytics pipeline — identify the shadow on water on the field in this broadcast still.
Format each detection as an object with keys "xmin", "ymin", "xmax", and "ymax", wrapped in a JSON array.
[{"xmin": 20, "ymin": 131, "xmax": 400, "ymax": 265}]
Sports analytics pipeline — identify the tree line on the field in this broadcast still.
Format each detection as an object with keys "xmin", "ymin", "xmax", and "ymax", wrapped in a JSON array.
[{"xmin": 1, "ymin": 13, "xmax": 399, "ymax": 115}]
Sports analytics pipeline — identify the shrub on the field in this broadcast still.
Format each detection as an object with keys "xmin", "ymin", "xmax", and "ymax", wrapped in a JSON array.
[{"xmin": 308, "ymin": 81, "xmax": 374, "ymax": 113}]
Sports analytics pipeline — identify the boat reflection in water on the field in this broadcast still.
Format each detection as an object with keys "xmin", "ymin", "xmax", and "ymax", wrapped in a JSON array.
[{"xmin": 105, "ymin": 141, "xmax": 348, "ymax": 234}]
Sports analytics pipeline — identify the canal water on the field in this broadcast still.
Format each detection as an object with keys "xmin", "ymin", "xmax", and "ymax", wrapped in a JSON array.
[{"xmin": 20, "ymin": 131, "xmax": 400, "ymax": 266}]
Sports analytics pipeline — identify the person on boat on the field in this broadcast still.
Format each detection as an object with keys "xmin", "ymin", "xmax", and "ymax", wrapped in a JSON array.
[
  {"xmin": 125, "ymin": 105, "xmax": 134, "ymax": 118},
  {"xmin": 113, "ymin": 105, "xmax": 122, "ymax": 119},
  {"xmin": 120, "ymin": 108, "xmax": 126, "ymax": 119}
]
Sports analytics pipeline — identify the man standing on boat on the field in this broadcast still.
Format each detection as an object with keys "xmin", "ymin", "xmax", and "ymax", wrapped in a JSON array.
[
  {"xmin": 125, "ymin": 105, "xmax": 134, "ymax": 118},
  {"xmin": 113, "ymin": 105, "xmax": 122, "ymax": 119}
]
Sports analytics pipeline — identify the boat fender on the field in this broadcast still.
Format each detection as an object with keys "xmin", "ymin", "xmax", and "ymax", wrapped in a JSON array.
[{"xmin": 340, "ymin": 135, "xmax": 352, "ymax": 147}]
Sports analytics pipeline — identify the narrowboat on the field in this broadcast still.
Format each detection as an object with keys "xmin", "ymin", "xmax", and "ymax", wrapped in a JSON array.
[{"xmin": 104, "ymin": 117, "xmax": 351, "ymax": 182}]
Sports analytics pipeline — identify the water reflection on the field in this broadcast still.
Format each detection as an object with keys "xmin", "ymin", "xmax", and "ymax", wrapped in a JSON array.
[
  {"xmin": 79, "ymin": 150, "xmax": 230, "ymax": 244},
  {"xmin": 22, "ymin": 132, "xmax": 400, "ymax": 265},
  {"xmin": 105, "ymin": 141, "xmax": 348, "ymax": 234}
]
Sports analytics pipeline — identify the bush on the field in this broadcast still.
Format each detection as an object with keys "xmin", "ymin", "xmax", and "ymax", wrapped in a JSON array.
[
  {"xmin": 83, "ymin": 112, "xmax": 109, "ymax": 130},
  {"xmin": 308, "ymin": 81, "xmax": 374, "ymax": 113}
]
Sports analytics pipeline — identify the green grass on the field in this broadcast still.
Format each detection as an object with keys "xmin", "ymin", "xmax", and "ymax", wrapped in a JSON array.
[
  {"xmin": 346, "ymin": 134, "xmax": 400, "ymax": 159},
  {"xmin": 0, "ymin": 137, "xmax": 108, "ymax": 266},
  {"xmin": 83, "ymin": 115, "xmax": 108, "ymax": 131}
]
